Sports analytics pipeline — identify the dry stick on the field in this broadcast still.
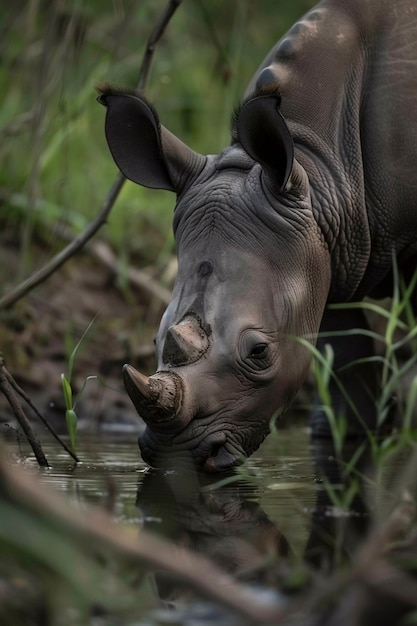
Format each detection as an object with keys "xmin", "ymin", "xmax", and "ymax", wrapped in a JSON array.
[
  {"xmin": 0, "ymin": 359, "xmax": 49, "ymax": 467},
  {"xmin": 0, "ymin": 173, "xmax": 124, "ymax": 310},
  {"xmin": 4, "ymin": 367, "xmax": 79, "ymax": 464},
  {"xmin": 91, "ymin": 240, "xmax": 172, "ymax": 305},
  {"xmin": 136, "ymin": 0, "xmax": 183, "ymax": 93},
  {"xmin": 0, "ymin": 0, "xmax": 183, "ymax": 312}
]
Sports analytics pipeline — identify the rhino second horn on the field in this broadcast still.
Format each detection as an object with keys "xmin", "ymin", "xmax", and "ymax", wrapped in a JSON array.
[
  {"xmin": 162, "ymin": 316, "xmax": 209, "ymax": 366},
  {"xmin": 122, "ymin": 364, "xmax": 186, "ymax": 431}
]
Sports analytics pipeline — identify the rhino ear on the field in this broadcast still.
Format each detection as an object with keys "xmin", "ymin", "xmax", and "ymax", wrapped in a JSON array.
[
  {"xmin": 237, "ymin": 96, "xmax": 294, "ymax": 193},
  {"xmin": 98, "ymin": 89, "xmax": 205, "ymax": 193}
]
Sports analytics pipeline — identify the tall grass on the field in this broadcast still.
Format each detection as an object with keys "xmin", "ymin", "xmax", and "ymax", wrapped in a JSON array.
[
  {"xmin": 295, "ymin": 267, "xmax": 417, "ymax": 518},
  {"xmin": 1, "ymin": 0, "xmax": 315, "ymax": 292},
  {"xmin": 325, "ymin": 276, "xmax": 417, "ymax": 449}
]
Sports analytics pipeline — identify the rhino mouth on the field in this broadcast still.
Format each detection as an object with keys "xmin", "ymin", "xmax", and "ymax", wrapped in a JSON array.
[
  {"xmin": 138, "ymin": 427, "xmax": 245, "ymax": 473},
  {"xmin": 202, "ymin": 441, "xmax": 241, "ymax": 473},
  {"xmin": 124, "ymin": 363, "xmax": 265, "ymax": 472}
]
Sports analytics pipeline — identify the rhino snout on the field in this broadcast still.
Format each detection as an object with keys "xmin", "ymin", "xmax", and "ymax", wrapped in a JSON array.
[{"xmin": 138, "ymin": 426, "xmax": 244, "ymax": 473}]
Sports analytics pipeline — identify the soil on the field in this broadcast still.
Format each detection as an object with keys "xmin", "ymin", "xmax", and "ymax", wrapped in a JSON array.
[{"xmin": 0, "ymin": 231, "xmax": 169, "ymax": 435}]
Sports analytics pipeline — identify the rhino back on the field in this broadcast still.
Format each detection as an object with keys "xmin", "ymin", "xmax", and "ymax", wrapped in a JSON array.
[{"xmin": 247, "ymin": 0, "xmax": 417, "ymax": 300}]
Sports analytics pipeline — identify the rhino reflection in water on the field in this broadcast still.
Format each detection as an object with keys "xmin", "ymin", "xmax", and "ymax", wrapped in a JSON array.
[
  {"xmin": 137, "ymin": 467, "xmax": 291, "ymax": 592},
  {"xmin": 135, "ymin": 438, "xmax": 370, "ymax": 606},
  {"xmin": 99, "ymin": 0, "xmax": 417, "ymax": 471}
]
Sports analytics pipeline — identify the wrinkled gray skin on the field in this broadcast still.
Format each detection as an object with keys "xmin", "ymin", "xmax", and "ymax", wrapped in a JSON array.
[{"xmin": 99, "ymin": 0, "xmax": 417, "ymax": 472}]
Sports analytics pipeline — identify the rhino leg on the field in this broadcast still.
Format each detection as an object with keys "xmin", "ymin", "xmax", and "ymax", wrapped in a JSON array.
[{"xmin": 310, "ymin": 307, "xmax": 389, "ymax": 438}]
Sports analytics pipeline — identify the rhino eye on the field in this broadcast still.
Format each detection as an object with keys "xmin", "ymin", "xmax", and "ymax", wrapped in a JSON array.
[
  {"xmin": 239, "ymin": 333, "xmax": 271, "ymax": 371},
  {"xmin": 248, "ymin": 343, "xmax": 268, "ymax": 359}
]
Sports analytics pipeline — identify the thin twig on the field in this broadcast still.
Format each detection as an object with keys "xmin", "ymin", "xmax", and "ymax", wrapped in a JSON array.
[
  {"xmin": 0, "ymin": 359, "xmax": 49, "ymax": 467},
  {"xmin": 136, "ymin": 0, "xmax": 183, "ymax": 92},
  {"xmin": 91, "ymin": 241, "xmax": 172, "ymax": 305},
  {"xmin": 0, "ymin": 0, "xmax": 183, "ymax": 311},
  {"xmin": 0, "ymin": 201, "xmax": 172, "ymax": 306},
  {"xmin": 0, "ymin": 172, "xmax": 124, "ymax": 310},
  {"xmin": 4, "ymin": 367, "xmax": 79, "ymax": 463}
]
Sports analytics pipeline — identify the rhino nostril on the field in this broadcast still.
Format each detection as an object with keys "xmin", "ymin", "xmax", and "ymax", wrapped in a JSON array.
[
  {"xmin": 210, "ymin": 443, "xmax": 222, "ymax": 457},
  {"xmin": 201, "ymin": 434, "xmax": 244, "ymax": 473},
  {"xmin": 202, "ymin": 432, "xmax": 227, "ymax": 461}
]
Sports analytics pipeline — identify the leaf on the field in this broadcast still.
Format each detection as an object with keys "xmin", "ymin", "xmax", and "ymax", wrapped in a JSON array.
[
  {"xmin": 61, "ymin": 374, "xmax": 73, "ymax": 410},
  {"xmin": 65, "ymin": 409, "xmax": 78, "ymax": 455},
  {"xmin": 68, "ymin": 316, "xmax": 97, "ymax": 384}
]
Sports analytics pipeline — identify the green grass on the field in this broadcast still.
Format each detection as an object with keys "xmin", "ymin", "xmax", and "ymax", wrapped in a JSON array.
[
  {"xmin": 296, "ymin": 268, "xmax": 417, "ymax": 516},
  {"xmin": 61, "ymin": 316, "xmax": 97, "ymax": 456},
  {"xmin": 7, "ymin": 3, "xmax": 417, "ymax": 622},
  {"xmin": 0, "ymin": 0, "xmax": 315, "ymax": 288}
]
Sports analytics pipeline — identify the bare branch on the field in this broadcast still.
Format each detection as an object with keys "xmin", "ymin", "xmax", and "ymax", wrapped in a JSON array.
[
  {"xmin": 91, "ymin": 241, "xmax": 172, "ymax": 305},
  {"xmin": 0, "ymin": 358, "xmax": 49, "ymax": 467},
  {"xmin": 4, "ymin": 366, "xmax": 79, "ymax": 463},
  {"xmin": 137, "ymin": 0, "xmax": 183, "ymax": 93},
  {"xmin": 0, "ymin": 0, "xmax": 183, "ymax": 311},
  {"xmin": 0, "ymin": 174, "xmax": 125, "ymax": 310}
]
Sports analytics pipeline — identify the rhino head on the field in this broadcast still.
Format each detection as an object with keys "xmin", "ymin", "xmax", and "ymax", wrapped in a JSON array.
[{"xmin": 99, "ymin": 89, "xmax": 331, "ymax": 472}]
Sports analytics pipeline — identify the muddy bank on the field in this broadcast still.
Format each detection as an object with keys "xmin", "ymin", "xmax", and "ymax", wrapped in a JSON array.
[{"xmin": 0, "ymin": 232, "xmax": 169, "ymax": 434}]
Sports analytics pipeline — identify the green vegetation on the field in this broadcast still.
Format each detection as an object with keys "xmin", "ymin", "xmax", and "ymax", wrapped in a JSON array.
[
  {"xmin": 1, "ymin": 0, "xmax": 315, "ymax": 282},
  {"xmin": 2, "ymin": 1, "xmax": 417, "ymax": 625},
  {"xmin": 61, "ymin": 316, "xmax": 96, "ymax": 454},
  {"xmin": 0, "ymin": 0, "xmax": 316, "ymax": 382}
]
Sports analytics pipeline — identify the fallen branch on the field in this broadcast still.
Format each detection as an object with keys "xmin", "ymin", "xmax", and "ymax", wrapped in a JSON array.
[
  {"xmin": 0, "ymin": 358, "xmax": 49, "ymax": 467},
  {"xmin": 4, "ymin": 364, "xmax": 79, "ymax": 463},
  {"xmin": 0, "ymin": 174, "xmax": 124, "ymax": 310},
  {"xmin": 91, "ymin": 240, "xmax": 172, "ymax": 305},
  {"xmin": 0, "ymin": 0, "xmax": 183, "ymax": 311}
]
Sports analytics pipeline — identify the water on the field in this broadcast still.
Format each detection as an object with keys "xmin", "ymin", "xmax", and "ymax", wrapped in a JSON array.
[
  {"xmin": 2, "ymin": 420, "xmax": 413, "ymax": 624},
  {"xmin": 2, "ymin": 424, "xmax": 317, "ymax": 554},
  {"xmin": 2, "ymin": 430, "xmax": 146, "ymax": 525}
]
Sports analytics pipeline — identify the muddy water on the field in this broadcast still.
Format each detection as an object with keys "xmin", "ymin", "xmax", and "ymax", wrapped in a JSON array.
[
  {"xmin": 2, "ymin": 422, "xmax": 317, "ymax": 554},
  {"xmin": 1, "ymin": 417, "xmax": 404, "ymax": 624}
]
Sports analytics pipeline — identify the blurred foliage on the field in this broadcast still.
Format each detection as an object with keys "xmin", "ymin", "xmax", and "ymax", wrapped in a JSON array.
[{"xmin": 0, "ymin": 0, "xmax": 315, "ymax": 289}]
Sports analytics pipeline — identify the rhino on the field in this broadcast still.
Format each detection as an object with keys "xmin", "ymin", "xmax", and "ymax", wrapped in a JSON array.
[{"xmin": 99, "ymin": 0, "xmax": 417, "ymax": 472}]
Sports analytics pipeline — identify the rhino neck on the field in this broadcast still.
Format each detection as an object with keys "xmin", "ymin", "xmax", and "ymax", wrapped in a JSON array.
[
  {"xmin": 245, "ymin": 0, "xmax": 376, "ymax": 303},
  {"xmin": 298, "ymin": 144, "xmax": 371, "ymax": 303}
]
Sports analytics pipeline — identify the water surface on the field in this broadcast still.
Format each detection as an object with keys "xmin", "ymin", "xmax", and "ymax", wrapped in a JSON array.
[
  {"xmin": 2, "ymin": 419, "xmax": 409, "ymax": 624},
  {"xmin": 2, "ymin": 424, "xmax": 317, "ymax": 553}
]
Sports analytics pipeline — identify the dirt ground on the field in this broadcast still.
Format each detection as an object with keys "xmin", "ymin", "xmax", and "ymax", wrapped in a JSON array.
[{"xmin": 0, "ymin": 231, "xmax": 170, "ymax": 435}]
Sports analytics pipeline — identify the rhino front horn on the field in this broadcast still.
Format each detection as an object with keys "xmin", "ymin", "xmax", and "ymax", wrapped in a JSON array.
[{"xmin": 122, "ymin": 365, "xmax": 186, "ymax": 431}]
